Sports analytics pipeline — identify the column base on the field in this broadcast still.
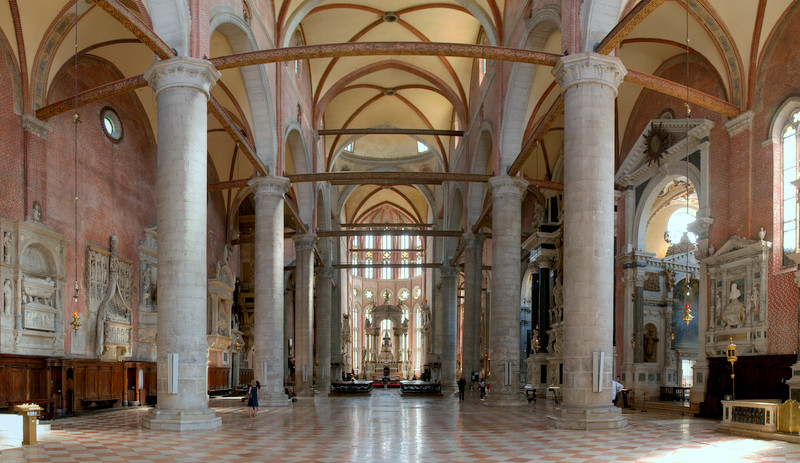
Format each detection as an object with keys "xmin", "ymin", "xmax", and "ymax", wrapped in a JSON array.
[
  {"xmin": 547, "ymin": 405, "xmax": 627, "ymax": 430},
  {"xmin": 441, "ymin": 384, "xmax": 458, "ymax": 399},
  {"xmin": 295, "ymin": 382, "xmax": 313, "ymax": 397},
  {"xmin": 261, "ymin": 393, "xmax": 291, "ymax": 407},
  {"xmin": 142, "ymin": 407, "xmax": 221, "ymax": 431},
  {"xmin": 482, "ymin": 391, "xmax": 525, "ymax": 406}
]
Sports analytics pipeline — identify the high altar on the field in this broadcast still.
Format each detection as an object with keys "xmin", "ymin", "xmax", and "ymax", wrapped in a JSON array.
[{"xmin": 363, "ymin": 296, "xmax": 410, "ymax": 378}]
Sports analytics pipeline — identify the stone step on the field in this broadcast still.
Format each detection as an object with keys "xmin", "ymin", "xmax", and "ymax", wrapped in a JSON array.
[{"xmin": 634, "ymin": 400, "xmax": 691, "ymax": 415}]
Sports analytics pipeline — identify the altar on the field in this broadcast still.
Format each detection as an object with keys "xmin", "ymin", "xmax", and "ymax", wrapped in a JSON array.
[{"xmin": 362, "ymin": 299, "xmax": 411, "ymax": 379}]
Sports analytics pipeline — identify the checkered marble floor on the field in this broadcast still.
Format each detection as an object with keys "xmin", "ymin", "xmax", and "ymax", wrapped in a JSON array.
[{"xmin": 2, "ymin": 390, "xmax": 800, "ymax": 462}]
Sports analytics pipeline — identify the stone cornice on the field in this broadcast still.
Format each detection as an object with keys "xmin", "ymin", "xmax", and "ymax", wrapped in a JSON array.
[
  {"xmin": 144, "ymin": 57, "xmax": 221, "ymax": 98},
  {"xmin": 724, "ymin": 110, "xmax": 754, "ymax": 137},
  {"xmin": 21, "ymin": 114, "xmax": 50, "ymax": 137},
  {"xmin": 615, "ymin": 118, "xmax": 715, "ymax": 186},
  {"xmin": 488, "ymin": 175, "xmax": 527, "ymax": 200},
  {"xmin": 552, "ymin": 52, "xmax": 627, "ymax": 96},
  {"xmin": 248, "ymin": 176, "xmax": 290, "ymax": 199}
]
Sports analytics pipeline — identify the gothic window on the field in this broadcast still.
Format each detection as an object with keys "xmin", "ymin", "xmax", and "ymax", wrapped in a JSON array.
[
  {"xmin": 364, "ymin": 251, "xmax": 373, "ymax": 279},
  {"xmin": 381, "ymin": 235, "xmax": 391, "ymax": 279},
  {"xmin": 783, "ymin": 111, "xmax": 800, "ymax": 266},
  {"xmin": 399, "ymin": 251, "xmax": 409, "ymax": 279}
]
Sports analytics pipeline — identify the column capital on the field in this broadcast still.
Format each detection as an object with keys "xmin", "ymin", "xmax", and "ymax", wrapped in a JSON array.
[
  {"xmin": 248, "ymin": 176, "xmax": 290, "ymax": 199},
  {"xmin": 488, "ymin": 175, "xmax": 527, "ymax": 200},
  {"xmin": 441, "ymin": 263, "xmax": 458, "ymax": 279},
  {"xmin": 317, "ymin": 264, "xmax": 334, "ymax": 280},
  {"xmin": 144, "ymin": 57, "xmax": 221, "ymax": 98},
  {"xmin": 293, "ymin": 233, "xmax": 318, "ymax": 250},
  {"xmin": 552, "ymin": 52, "xmax": 626, "ymax": 96},
  {"xmin": 463, "ymin": 232, "xmax": 485, "ymax": 248}
]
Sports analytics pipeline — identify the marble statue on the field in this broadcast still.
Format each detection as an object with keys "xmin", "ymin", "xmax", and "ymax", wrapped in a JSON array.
[
  {"xmin": 142, "ymin": 266, "xmax": 152, "ymax": 305},
  {"xmin": 32, "ymin": 202, "xmax": 41, "ymax": 222},
  {"xmin": 3, "ymin": 279, "xmax": 11, "ymax": 314},
  {"xmin": 720, "ymin": 283, "xmax": 746, "ymax": 328},
  {"xmin": 730, "ymin": 283, "xmax": 741, "ymax": 301},
  {"xmin": 2, "ymin": 231, "xmax": 10, "ymax": 263},
  {"xmin": 643, "ymin": 326, "xmax": 659, "ymax": 363},
  {"xmin": 750, "ymin": 284, "xmax": 760, "ymax": 315}
]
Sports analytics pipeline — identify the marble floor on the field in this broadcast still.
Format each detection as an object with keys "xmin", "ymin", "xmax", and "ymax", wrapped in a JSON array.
[{"xmin": 1, "ymin": 390, "xmax": 800, "ymax": 462}]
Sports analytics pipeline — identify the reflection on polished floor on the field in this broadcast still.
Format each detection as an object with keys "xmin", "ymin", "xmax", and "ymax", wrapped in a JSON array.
[{"xmin": 2, "ymin": 389, "xmax": 800, "ymax": 462}]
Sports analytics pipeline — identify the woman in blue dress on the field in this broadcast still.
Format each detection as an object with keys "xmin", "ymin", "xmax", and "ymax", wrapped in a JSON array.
[{"xmin": 247, "ymin": 380, "xmax": 259, "ymax": 416}]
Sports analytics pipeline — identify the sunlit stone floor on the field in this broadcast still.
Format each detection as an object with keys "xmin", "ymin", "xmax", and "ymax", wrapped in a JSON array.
[{"xmin": 2, "ymin": 389, "xmax": 800, "ymax": 462}]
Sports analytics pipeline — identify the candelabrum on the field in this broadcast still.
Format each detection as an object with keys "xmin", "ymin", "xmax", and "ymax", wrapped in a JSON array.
[
  {"xmin": 726, "ymin": 338, "xmax": 738, "ymax": 400},
  {"xmin": 69, "ymin": 311, "xmax": 82, "ymax": 334}
]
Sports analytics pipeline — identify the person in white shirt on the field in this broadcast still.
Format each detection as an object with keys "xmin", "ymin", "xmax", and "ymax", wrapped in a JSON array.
[{"xmin": 612, "ymin": 377, "xmax": 624, "ymax": 406}]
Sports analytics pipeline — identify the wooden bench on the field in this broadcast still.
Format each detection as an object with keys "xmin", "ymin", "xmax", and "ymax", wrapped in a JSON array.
[{"xmin": 80, "ymin": 398, "xmax": 118, "ymax": 410}]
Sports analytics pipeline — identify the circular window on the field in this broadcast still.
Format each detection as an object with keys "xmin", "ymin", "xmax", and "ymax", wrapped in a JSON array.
[
  {"xmin": 364, "ymin": 289, "xmax": 375, "ymax": 300},
  {"xmin": 101, "ymin": 108, "xmax": 122, "ymax": 141},
  {"xmin": 398, "ymin": 288, "xmax": 410, "ymax": 301},
  {"xmin": 413, "ymin": 286, "xmax": 421, "ymax": 299}
]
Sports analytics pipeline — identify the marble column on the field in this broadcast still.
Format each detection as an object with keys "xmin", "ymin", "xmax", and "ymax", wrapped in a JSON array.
[
  {"xmin": 293, "ymin": 234, "xmax": 316, "ymax": 396},
  {"xmin": 142, "ymin": 57, "xmax": 221, "ymax": 431},
  {"xmin": 249, "ymin": 176, "xmax": 291, "ymax": 406},
  {"xmin": 462, "ymin": 233, "xmax": 483, "ymax": 394},
  {"xmin": 441, "ymin": 263, "xmax": 458, "ymax": 394},
  {"xmin": 485, "ymin": 175, "xmax": 528, "ymax": 406},
  {"xmin": 316, "ymin": 264, "xmax": 334, "ymax": 393},
  {"xmin": 284, "ymin": 285, "xmax": 294, "ymax": 384},
  {"xmin": 633, "ymin": 272, "xmax": 645, "ymax": 363},
  {"xmin": 548, "ymin": 52, "xmax": 627, "ymax": 430}
]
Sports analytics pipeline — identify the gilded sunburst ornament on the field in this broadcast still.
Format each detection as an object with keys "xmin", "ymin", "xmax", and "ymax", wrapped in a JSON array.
[{"xmin": 644, "ymin": 123, "xmax": 670, "ymax": 167}]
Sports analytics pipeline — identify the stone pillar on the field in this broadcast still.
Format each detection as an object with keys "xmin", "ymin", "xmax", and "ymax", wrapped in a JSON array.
[
  {"xmin": 249, "ymin": 176, "xmax": 291, "ymax": 406},
  {"xmin": 485, "ymin": 175, "xmax": 528, "ymax": 406},
  {"xmin": 293, "ymin": 234, "xmax": 317, "ymax": 396},
  {"xmin": 141, "ymin": 57, "xmax": 221, "ymax": 431},
  {"xmin": 547, "ymin": 53, "xmax": 627, "ymax": 430},
  {"xmin": 284, "ymin": 285, "xmax": 294, "ymax": 384},
  {"xmin": 633, "ymin": 273, "xmax": 645, "ymax": 363},
  {"xmin": 462, "ymin": 233, "xmax": 483, "ymax": 393},
  {"xmin": 441, "ymin": 263, "xmax": 458, "ymax": 394},
  {"xmin": 681, "ymin": 218, "xmax": 712, "ymax": 413},
  {"xmin": 316, "ymin": 264, "xmax": 334, "ymax": 393}
]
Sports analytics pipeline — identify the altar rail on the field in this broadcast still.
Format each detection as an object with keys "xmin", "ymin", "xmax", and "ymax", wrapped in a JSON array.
[{"xmin": 720, "ymin": 399, "xmax": 781, "ymax": 433}]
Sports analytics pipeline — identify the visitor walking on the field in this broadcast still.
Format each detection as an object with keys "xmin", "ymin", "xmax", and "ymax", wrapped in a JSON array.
[{"xmin": 248, "ymin": 380, "xmax": 259, "ymax": 417}]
